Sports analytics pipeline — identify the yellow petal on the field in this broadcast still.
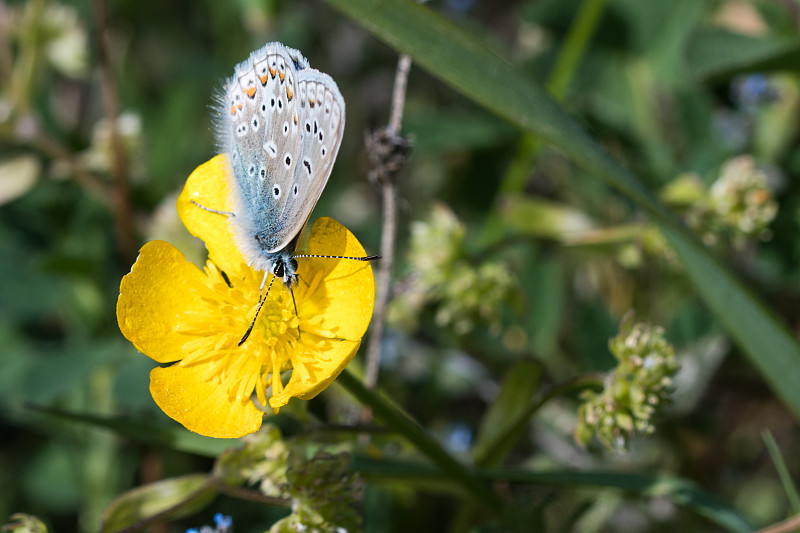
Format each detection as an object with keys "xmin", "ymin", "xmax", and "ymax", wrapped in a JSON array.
[
  {"xmin": 269, "ymin": 337, "xmax": 361, "ymax": 409},
  {"xmin": 297, "ymin": 217, "xmax": 375, "ymax": 341},
  {"xmin": 176, "ymin": 155, "xmax": 246, "ymax": 271},
  {"xmin": 117, "ymin": 241, "xmax": 205, "ymax": 364},
  {"xmin": 150, "ymin": 364, "xmax": 263, "ymax": 438}
]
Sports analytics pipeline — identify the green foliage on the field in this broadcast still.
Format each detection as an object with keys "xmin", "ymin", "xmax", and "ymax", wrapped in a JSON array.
[
  {"xmin": 575, "ymin": 316, "xmax": 680, "ymax": 451},
  {"xmin": 270, "ymin": 451, "xmax": 361, "ymax": 533},
  {"xmin": 100, "ymin": 475, "xmax": 217, "ymax": 533},
  {"xmin": 389, "ymin": 203, "xmax": 519, "ymax": 335},
  {"xmin": 4, "ymin": 0, "xmax": 800, "ymax": 531},
  {"xmin": 1, "ymin": 514, "xmax": 48, "ymax": 533}
]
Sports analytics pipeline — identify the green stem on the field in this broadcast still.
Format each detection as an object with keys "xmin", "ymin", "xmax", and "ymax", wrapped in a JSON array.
[
  {"xmin": 546, "ymin": 0, "xmax": 607, "ymax": 98},
  {"xmin": 761, "ymin": 429, "xmax": 800, "ymax": 514},
  {"xmin": 11, "ymin": 0, "xmax": 44, "ymax": 112},
  {"xmin": 337, "ymin": 369, "xmax": 502, "ymax": 510},
  {"xmin": 473, "ymin": 373, "xmax": 604, "ymax": 468},
  {"xmin": 479, "ymin": 0, "xmax": 607, "ymax": 247}
]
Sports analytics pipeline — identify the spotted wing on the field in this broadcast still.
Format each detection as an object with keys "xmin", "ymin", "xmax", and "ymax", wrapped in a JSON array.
[{"xmin": 216, "ymin": 42, "xmax": 344, "ymax": 254}]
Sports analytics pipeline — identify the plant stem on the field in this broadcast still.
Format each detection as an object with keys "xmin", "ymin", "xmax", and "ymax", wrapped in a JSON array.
[
  {"xmin": 363, "ymin": 54, "xmax": 412, "ymax": 399},
  {"xmin": 92, "ymin": 0, "xmax": 136, "ymax": 268},
  {"xmin": 762, "ymin": 429, "xmax": 800, "ymax": 514},
  {"xmin": 338, "ymin": 369, "xmax": 502, "ymax": 510},
  {"xmin": 474, "ymin": 373, "xmax": 604, "ymax": 468},
  {"xmin": 546, "ymin": 0, "xmax": 607, "ymax": 98},
  {"xmin": 214, "ymin": 481, "xmax": 290, "ymax": 507}
]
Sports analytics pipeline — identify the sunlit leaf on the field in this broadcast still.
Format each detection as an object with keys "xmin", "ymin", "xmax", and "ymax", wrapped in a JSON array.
[{"xmin": 100, "ymin": 474, "xmax": 216, "ymax": 533}]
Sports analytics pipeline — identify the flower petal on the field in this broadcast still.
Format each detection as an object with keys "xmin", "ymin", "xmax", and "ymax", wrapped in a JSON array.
[
  {"xmin": 297, "ymin": 217, "xmax": 375, "ymax": 341},
  {"xmin": 150, "ymin": 364, "xmax": 262, "ymax": 438},
  {"xmin": 117, "ymin": 241, "xmax": 205, "ymax": 364},
  {"xmin": 269, "ymin": 337, "xmax": 361, "ymax": 409},
  {"xmin": 176, "ymin": 155, "xmax": 246, "ymax": 271}
]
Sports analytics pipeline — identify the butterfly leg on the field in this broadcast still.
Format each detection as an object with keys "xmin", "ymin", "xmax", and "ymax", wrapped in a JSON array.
[
  {"xmin": 289, "ymin": 287, "xmax": 301, "ymax": 339},
  {"xmin": 191, "ymin": 200, "xmax": 235, "ymax": 217}
]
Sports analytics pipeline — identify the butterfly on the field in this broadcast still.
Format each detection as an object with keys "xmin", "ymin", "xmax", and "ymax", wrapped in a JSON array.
[{"xmin": 195, "ymin": 42, "xmax": 378, "ymax": 345}]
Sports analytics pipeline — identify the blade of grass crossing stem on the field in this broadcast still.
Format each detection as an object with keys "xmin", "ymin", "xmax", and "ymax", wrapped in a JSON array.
[
  {"xmin": 762, "ymin": 429, "xmax": 800, "ymax": 514},
  {"xmin": 336, "ymin": 369, "xmax": 502, "ymax": 510},
  {"xmin": 324, "ymin": 0, "xmax": 800, "ymax": 421},
  {"xmin": 481, "ymin": 0, "xmax": 606, "ymax": 246}
]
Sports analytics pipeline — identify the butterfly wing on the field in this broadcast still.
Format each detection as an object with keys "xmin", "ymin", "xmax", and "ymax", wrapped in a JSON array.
[{"xmin": 216, "ymin": 43, "xmax": 344, "ymax": 257}]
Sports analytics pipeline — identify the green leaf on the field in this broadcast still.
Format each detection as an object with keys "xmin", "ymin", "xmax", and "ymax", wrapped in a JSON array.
[
  {"xmin": 350, "ymin": 456, "xmax": 753, "ymax": 533},
  {"xmin": 471, "ymin": 359, "xmax": 542, "ymax": 467},
  {"xmin": 404, "ymin": 111, "xmax": 515, "ymax": 154},
  {"xmin": 686, "ymin": 28, "xmax": 800, "ymax": 81},
  {"xmin": 325, "ymin": 0, "xmax": 800, "ymax": 422},
  {"xmin": 28, "ymin": 406, "xmax": 232, "ymax": 457},
  {"xmin": 100, "ymin": 474, "xmax": 216, "ymax": 533},
  {"xmin": 2, "ymin": 514, "xmax": 49, "ymax": 533},
  {"xmin": 486, "ymin": 469, "xmax": 754, "ymax": 533}
]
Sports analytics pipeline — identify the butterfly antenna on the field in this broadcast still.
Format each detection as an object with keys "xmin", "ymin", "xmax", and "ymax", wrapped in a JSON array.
[
  {"xmin": 293, "ymin": 254, "xmax": 381, "ymax": 261},
  {"xmin": 239, "ymin": 271, "xmax": 275, "ymax": 346}
]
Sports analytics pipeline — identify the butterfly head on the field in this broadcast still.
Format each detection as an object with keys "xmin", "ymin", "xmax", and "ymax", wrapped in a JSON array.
[{"xmin": 270, "ymin": 254, "xmax": 299, "ymax": 290}]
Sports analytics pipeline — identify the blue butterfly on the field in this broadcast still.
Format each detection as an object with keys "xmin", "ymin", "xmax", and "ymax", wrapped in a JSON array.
[{"xmin": 195, "ymin": 42, "xmax": 377, "ymax": 344}]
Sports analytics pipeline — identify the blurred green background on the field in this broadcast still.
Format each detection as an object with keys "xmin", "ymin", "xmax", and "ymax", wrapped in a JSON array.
[{"xmin": 3, "ymin": 0, "xmax": 800, "ymax": 531}]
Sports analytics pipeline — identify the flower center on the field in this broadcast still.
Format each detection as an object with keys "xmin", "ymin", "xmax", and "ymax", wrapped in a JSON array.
[{"xmin": 177, "ymin": 261, "xmax": 300, "ymax": 405}]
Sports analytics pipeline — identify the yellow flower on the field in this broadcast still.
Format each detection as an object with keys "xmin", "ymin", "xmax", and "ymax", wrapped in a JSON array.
[{"xmin": 117, "ymin": 155, "xmax": 375, "ymax": 438}]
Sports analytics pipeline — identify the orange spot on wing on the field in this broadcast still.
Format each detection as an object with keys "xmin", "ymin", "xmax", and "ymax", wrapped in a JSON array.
[
  {"xmin": 269, "ymin": 66, "xmax": 276, "ymax": 78},
  {"xmin": 286, "ymin": 87, "xmax": 293, "ymax": 101},
  {"xmin": 237, "ymin": 104, "xmax": 242, "ymax": 110},
  {"xmin": 259, "ymin": 75, "xmax": 269, "ymax": 85},
  {"xmin": 279, "ymin": 70, "xmax": 285, "ymax": 83},
  {"xmin": 244, "ymin": 87, "xmax": 257, "ymax": 98},
  {"xmin": 230, "ymin": 105, "xmax": 236, "ymax": 115}
]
